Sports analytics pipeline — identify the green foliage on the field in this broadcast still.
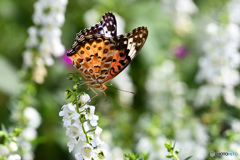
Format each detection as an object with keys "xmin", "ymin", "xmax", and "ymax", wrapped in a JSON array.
[
  {"xmin": 124, "ymin": 153, "xmax": 147, "ymax": 160},
  {"xmin": 164, "ymin": 141, "xmax": 181, "ymax": 160}
]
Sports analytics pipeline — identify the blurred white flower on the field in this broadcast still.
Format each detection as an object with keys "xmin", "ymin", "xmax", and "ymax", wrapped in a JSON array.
[
  {"xmin": 25, "ymin": 27, "xmax": 38, "ymax": 48},
  {"xmin": 114, "ymin": 13, "xmax": 125, "ymax": 35},
  {"xmin": 113, "ymin": 67, "xmax": 134, "ymax": 107},
  {"xmin": 7, "ymin": 154, "xmax": 21, "ymax": 160},
  {"xmin": 8, "ymin": 142, "xmax": 18, "ymax": 153},
  {"xmin": 175, "ymin": 0, "xmax": 198, "ymax": 14},
  {"xmin": 106, "ymin": 147, "xmax": 123, "ymax": 160},
  {"xmin": 19, "ymin": 141, "xmax": 32, "ymax": 153},
  {"xmin": 23, "ymin": 0, "xmax": 68, "ymax": 83},
  {"xmin": 21, "ymin": 127, "xmax": 37, "ymax": 141},
  {"xmin": 136, "ymin": 137, "xmax": 153, "ymax": 153},
  {"xmin": 175, "ymin": 14, "xmax": 194, "ymax": 35},
  {"xmin": 228, "ymin": 0, "xmax": 240, "ymax": 25},
  {"xmin": 161, "ymin": 0, "xmax": 197, "ymax": 35},
  {"xmin": 174, "ymin": 119, "xmax": 209, "ymax": 160},
  {"xmin": 195, "ymin": 22, "xmax": 240, "ymax": 107},
  {"xmin": 84, "ymin": 9, "xmax": 99, "ymax": 28},
  {"xmin": 23, "ymin": 51, "xmax": 34, "ymax": 68},
  {"xmin": 230, "ymin": 142, "xmax": 240, "ymax": 153},
  {"xmin": 32, "ymin": 58, "xmax": 47, "ymax": 84},
  {"xmin": 0, "ymin": 145, "xmax": 9, "ymax": 156},
  {"xmin": 145, "ymin": 60, "xmax": 186, "ymax": 115},
  {"xmin": 136, "ymin": 136, "xmax": 170, "ymax": 160},
  {"xmin": 231, "ymin": 119, "xmax": 240, "ymax": 132},
  {"xmin": 23, "ymin": 107, "xmax": 41, "ymax": 128}
]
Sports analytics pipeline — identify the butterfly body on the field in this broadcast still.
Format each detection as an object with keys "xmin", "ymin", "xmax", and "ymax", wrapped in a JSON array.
[{"xmin": 68, "ymin": 12, "xmax": 148, "ymax": 91}]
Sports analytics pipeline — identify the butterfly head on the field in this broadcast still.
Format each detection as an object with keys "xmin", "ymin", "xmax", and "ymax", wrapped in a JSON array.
[
  {"xmin": 99, "ymin": 84, "xmax": 107, "ymax": 91},
  {"xmin": 88, "ymin": 83, "xmax": 107, "ymax": 91}
]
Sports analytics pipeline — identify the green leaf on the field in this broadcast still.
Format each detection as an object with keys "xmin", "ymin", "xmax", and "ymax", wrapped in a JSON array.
[
  {"xmin": 166, "ymin": 154, "xmax": 174, "ymax": 158},
  {"xmin": 65, "ymin": 89, "xmax": 73, "ymax": 99},
  {"xmin": 184, "ymin": 156, "xmax": 192, "ymax": 160}
]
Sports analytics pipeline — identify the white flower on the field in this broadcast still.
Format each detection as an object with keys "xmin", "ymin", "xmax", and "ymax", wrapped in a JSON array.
[
  {"xmin": 81, "ymin": 143, "xmax": 93, "ymax": 158},
  {"xmin": 19, "ymin": 141, "xmax": 32, "ymax": 152},
  {"xmin": 85, "ymin": 105, "xmax": 99, "ymax": 126},
  {"xmin": 136, "ymin": 137, "xmax": 153, "ymax": 153},
  {"xmin": 113, "ymin": 67, "xmax": 134, "ymax": 106},
  {"xmin": 23, "ymin": 0, "xmax": 67, "ymax": 70},
  {"xmin": 7, "ymin": 154, "xmax": 21, "ymax": 160},
  {"xmin": 75, "ymin": 143, "xmax": 99, "ymax": 160},
  {"xmin": 8, "ymin": 142, "xmax": 18, "ymax": 153},
  {"xmin": 32, "ymin": 58, "xmax": 47, "ymax": 84},
  {"xmin": 23, "ymin": 50, "xmax": 34, "ymax": 68},
  {"xmin": 195, "ymin": 22, "xmax": 240, "ymax": 107},
  {"xmin": 161, "ymin": 0, "xmax": 197, "ymax": 35},
  {"xmin": 21, "ymin": 127, "xmax": 37, "ymax": 141},
  {"xmin": 79, "ymin": 94, "xmax": 91, "ymax": 104},
  {"xmin": 0, "ymin": 145, "xmax": 9, "ymax": 156},
  {"xmin": 81, "ymin": 143, "xmax": 99, "ymax": 160},
  {"xmin": 75, "ymin": 153, "xmax": 84, "ymax": 160},
  {"xmin": 67, "ymin": 138, "xmax": 78, "ymax": 152},
  {"xmin": 25, "ymin": 27, "xmax": 38, "ymax": 48},
  {"xmin": 23, "ymin": 107, "xmax": 41, "ymax": 128},
  {"xmin": 91, "ymin": 127, "xmax": 103, "ymax": 147},
  {"xmin": 59, "ymin": 103, "xmax": 80, "ymax": 127},
  {"xmin": 114, "ymin": 13, "xmax": 126, "ymax": 35},
  {"xmin": 60, "ymin": 93, "xmax": 105, "ymax": 159},
  {"xmin": 84, "ymin": 9, "xmax": 99, "ymax": 28}
]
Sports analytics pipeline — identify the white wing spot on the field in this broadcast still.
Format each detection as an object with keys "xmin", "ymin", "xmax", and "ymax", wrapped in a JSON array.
[
  {"xmin": 127, "ymin": 38, "xmax": 133, "ymax": 50},
  {"xmin": 103, "ymin": 26, "xmax": 111, "ymax": 37},
  {"xmin": 128, "ymin": 43, "xmax": 136, "ymax": 60},
  {"xmin": 137, "ymin": 42, "xmax": 142, "ymax": 47}
]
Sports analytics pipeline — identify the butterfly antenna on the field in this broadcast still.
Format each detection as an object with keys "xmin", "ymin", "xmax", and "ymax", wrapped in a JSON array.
[{"xmin": 106, "ymin": 85, "xmax": 135, "ymax": 95}]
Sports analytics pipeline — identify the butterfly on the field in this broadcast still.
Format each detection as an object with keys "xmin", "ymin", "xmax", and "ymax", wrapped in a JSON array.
[{"xmin": 67, "ymin": 12, "xmax": 148, "ymax": 95}]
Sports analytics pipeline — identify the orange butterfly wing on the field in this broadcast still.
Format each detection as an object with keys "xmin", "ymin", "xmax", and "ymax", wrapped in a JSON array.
[
  {"xmin": 103, "ymin": 26, "xmax": 148, "ymax": 82},
  {"xmin": 67, "ymin": 35, "xmax": 115, "ymax": 84}
]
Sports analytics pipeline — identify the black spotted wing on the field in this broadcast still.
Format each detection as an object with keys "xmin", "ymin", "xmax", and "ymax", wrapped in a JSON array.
[{"xmin": 103, "ymin": 26, "xmax": 148, "ymax": 82}]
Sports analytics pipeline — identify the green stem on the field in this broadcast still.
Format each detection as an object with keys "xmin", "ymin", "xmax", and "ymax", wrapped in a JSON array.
[
  {"xmin": 73, "ymin": 84, "xmax": 90, "ymax": 144},
  {"xmin": 171, "ymin": 150, "xmax": 180, "ymax": 160},
  {"xmin": 81, "ymin": 121, "xmax": 89, "ymax": 143}
]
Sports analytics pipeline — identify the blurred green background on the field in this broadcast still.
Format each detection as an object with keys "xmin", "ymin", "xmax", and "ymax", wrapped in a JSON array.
[{"xmin": 1, "ymin": 0, "xmax": 240, "ymax": 160}]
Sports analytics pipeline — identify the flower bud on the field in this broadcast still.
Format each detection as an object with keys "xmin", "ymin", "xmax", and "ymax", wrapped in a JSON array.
[
  {"xmin": 8, "ymin": 142, "xmax": 18, "ymax": 152},
  {"xmin": 78, "ymin": 93, "xmax": 90, "ymax": 104}
]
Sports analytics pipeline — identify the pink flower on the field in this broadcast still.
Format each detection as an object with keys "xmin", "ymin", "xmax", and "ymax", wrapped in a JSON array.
[
  {"xmin": 62, "ymin": 49, "xmax": 72, "ymax": 67},
  {"xmin": 174, "ymin": 46, "xmax": 188, "ymax": 59}
]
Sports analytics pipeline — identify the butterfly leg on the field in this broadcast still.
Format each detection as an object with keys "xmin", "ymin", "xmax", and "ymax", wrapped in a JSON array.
[
  {"xmin": 89, "ymin": 88, "xmax": 99, "ymax": 100},
  {"xmin": 80, "ymin": 88, "xmax": 98, "ymax": 107},
  {"xmin": 103, "ymin": 91, "xmax": 108, "ymax": 102},
  {"xmin": 84, "ymin": 86, "xmax": 90, "ymax": 93}
]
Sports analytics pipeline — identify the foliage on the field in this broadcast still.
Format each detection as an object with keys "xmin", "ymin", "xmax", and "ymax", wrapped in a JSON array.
[{"xmin": 0, "ymin": 0, "xmax": 240, "ymax": 160}]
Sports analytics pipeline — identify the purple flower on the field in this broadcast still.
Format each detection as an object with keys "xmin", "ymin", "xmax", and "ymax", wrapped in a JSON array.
[
  {"xmin": 174, "ymin": 46, "xmax": 188, "ymax": 59},
  {"xmin": 62, "ymin": 49, "xmax": 72, "ymax": 67}
]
